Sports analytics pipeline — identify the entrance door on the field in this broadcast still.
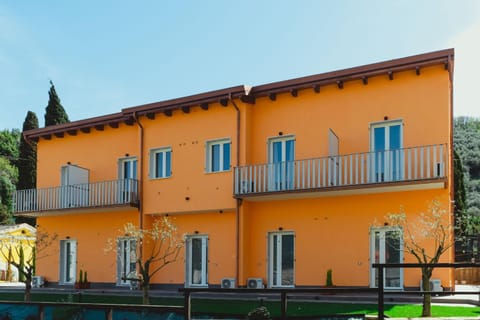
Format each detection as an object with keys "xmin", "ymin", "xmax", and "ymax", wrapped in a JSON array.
[
  {"xmin": 118, "ymin": 158, "xmax": 138, "ymax": 203},
  {"xmin": 371, "ymin": 121, "xmax": 403, "ymax": 182},
  {"xmin": 185, "ymin": 235, "xmax": 208, "ymax": 287},
  {"xmin": 59, "ymin": 240, "xmax": 77, "ymax": 285},
  {"xmin": 268, "ymin": 232, "xmax": 295, "ymax": 288},
  {"xmin": 269, "ymin": 137, "xmax": 295, "ymax": 191},
  {"xmin": 117, "ymin": 238, "xmax": 137, "ymax": 286},
  {"xmin": 370, "ymin": 228, "xmax": 403, "ymax": 289}
]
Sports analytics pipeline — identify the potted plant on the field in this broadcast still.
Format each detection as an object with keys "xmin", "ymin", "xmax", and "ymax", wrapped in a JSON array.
[{"xmin": 74, "ymin": 270, "xmax": 90, "ymax": 289}]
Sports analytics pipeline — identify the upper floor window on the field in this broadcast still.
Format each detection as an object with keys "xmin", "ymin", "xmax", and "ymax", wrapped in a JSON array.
[
  {"xmin": 150, "ymin": 147, "xmax": 172, "ymax": 179},
  {"xmin": 206, "ymin": 139, "xmax": 231, "ymax": 173},
  {"xmin": 119, "ymin": 157, "xmax": 137, "ymax": 180}
]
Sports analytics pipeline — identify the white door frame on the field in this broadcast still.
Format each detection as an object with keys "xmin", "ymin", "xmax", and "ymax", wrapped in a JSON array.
[
  {"xmin": 267, "ymin": 231, "xmax": 295, "ymax": 288},
  {"xmin": 185, "ymin": 235, "xmax": 208, "ymax": 287},
  {"xmin": 59, "ymin": 239, "xmax": 77, "ymax": 285},
  {"xmin": 370, "ymin": 120, "xmax": 404, "ymax": 182},
  {"xmin": 370, "ymin": 227, "xmax": 404, "ymax": 290},
  {"xmin": 268, "ymin": 136, "xmax": 295, "ymax": 191},
  {"xmin": 117, "ymin": 238, "xmax": 137, "ymax": 286}
]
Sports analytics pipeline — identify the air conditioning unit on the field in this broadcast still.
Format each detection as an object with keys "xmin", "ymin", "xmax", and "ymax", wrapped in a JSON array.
[
  {"xmin": 247, "ymin": 278, "xmax": 264, "ymax": 289},
  {"xmin": 32, "ymin": 276, "xmax": 45, "ymax": 288},
  {"xmin": 221, "ymin": 278, "xmax": 236, "ymax": 288},
  {"xmin": 420, "ymin": 279, "xmax": 443, "ymax": 292}
]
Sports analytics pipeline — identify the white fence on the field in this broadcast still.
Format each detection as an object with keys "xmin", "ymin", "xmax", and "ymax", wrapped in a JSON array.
[
  {"xmin": 235, "ymin": 144, "xmax": 447, "ymax": 195},
  {"xmin": 13, "ymin": 179, "xmax": 138, "ymax": 213}
]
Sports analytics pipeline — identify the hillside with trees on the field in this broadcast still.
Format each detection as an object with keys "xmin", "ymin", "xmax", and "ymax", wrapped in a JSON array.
[
  {"xmin": 454, "ymin": 117, "xmax": 480, "ymax": 261},
  {"xmin": 454, "ymin": 117, "xmax": 480, "ymax": 216}
]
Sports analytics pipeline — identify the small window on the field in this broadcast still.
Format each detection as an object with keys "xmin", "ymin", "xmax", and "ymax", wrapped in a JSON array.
[
  {"xmin": 206, "ymin": 139, "xmax": 231, "ymax": 173},
  {"xmin": 150, "ymin": 147, "xmax": 172, "ymax": 179}
]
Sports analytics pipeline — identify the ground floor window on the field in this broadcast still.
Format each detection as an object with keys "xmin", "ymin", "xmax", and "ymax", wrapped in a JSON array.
[
  {"xmin": 59, "ymin": 239, "xmax": 77, "ymax": 285},
  {"xmin": 185, "ymin": 235, "xmax": 208, "ymax": 287},
  {"xmin": 117, "ymin": 238, "xmax": 137, "ymax": 286},
  {"xmin": 370, "ymin": 227, "xmax": 403, "ymax": 289},
  {"xmin": 268, "ymin": 231, "xmax": 295, "ymax": 288}
]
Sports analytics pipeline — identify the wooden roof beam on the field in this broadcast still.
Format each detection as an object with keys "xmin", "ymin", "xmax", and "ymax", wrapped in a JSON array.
[
  {"xmin": 220, "ymin": 98, "xmax": 228, "ymax": 107},
  {"xmin": 146, "ymin": 112, "xmax": 155, "ymax": 120}
]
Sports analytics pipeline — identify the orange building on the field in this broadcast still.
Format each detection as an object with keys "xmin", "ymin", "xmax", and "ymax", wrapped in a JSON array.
[{"xmin": 14, "ymin": 49, "xmax": 455, "ymax": 291}]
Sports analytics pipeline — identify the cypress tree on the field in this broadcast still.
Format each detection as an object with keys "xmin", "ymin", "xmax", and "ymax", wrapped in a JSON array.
[
  {"xmin": 44, "ymin": 81, "xmax": 69, "ymax": 126},
  {"xmin": 454, "ymin": 149, "xmax": 467, "ymax": 216},
  {"xmin": 16, "ymin": 112, "xmax": 38, "ymax": 226},
  {"xmin": 17, "ymin": 112, "xmax": 38, "ymax": 190}
]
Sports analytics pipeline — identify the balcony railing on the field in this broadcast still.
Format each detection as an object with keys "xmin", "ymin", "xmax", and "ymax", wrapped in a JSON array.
[
  {"xmin": 235, "ymin": 144, "xmax": 447, "ymax": 196},
  {"xmin": 13, "ymin": 179, "xmax": 139, "ymax": 214}
]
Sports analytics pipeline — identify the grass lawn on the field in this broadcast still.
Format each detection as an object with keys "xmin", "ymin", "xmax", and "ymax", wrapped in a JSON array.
[{"xmin": 0, "ymin": 292, "xmax": 479, "ymax": 318}]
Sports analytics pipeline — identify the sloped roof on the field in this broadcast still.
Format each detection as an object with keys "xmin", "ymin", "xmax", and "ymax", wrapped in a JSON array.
[{"xmin": 24, "ymin": 48, "xmax": 454, "ymax": 141}]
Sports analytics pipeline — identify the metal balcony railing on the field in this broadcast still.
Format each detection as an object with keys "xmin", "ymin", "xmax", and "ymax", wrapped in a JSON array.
[
  {"xmin": 235, "ymin": 144, "xmax": 447, "ymax": 196},
  {"xmin": 13, "ymin": 179, "xmax": 139, "ymax": 214}
]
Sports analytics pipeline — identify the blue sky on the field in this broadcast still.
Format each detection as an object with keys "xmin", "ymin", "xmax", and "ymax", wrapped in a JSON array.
[{"xmin": 1, "ymin": 1, "xmax": 479, "ymax": 130}]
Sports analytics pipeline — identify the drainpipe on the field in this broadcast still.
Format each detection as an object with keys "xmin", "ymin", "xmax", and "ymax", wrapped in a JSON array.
[
  {"xmin": 133, "ymin": 112, "xmax": 144, "ymax": 257},
  {"xmin": 229, "ymin": 93, "xmax": 242, "ymax": 286}
]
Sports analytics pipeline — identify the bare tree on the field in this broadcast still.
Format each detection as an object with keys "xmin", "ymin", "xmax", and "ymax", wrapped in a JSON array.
[
  {"xmin": 385, "ymin": 200, "xmax": 453, "ymax": 317},
  {"xmin": 0, "ymin": 227, "xmax": 57, "ymax": 301},
  {"xmin": 106, "ymin": 216, "xmax": 184, "ymax": 304}
]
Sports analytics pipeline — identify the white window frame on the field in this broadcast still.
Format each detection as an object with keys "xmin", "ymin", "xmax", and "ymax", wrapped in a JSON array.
[
  {"xmin": 205, "ymin": 138, "xmax": 231, "ymax": 173},
  {"xmin": 185, "ymin": 235, "xmax": 208, "ymax": 288},
  {"xmin": 149, "ymin": 147, "xmax": 172, "ymax": 179},
  {"xmin": 118, "ymin": 157, "xmax": 138, "ymax": 180}
]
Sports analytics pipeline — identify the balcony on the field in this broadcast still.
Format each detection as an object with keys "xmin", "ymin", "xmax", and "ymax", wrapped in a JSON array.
[
  {"xmin": 234, "ymin": 144, "xmax": 448, "ymax": 200},
  {"xmin": 13, "ymin": 179, "xmax": 139, "ymax": 216}
]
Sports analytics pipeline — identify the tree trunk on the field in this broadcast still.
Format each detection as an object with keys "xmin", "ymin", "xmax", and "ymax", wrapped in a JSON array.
[
  {"xmin": 142, "ymin": 282, "xmax": 150, "ymax": 305},
  {"xmin": 24, "ymin": 273, "xmax": 32, "ymax": 302},
  {"xmin": 421, "ymin": 270, "xmax": 432, "ymax": 317}
]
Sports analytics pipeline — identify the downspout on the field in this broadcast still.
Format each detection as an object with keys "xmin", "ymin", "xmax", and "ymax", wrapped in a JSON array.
[
  {"xmin": 229, "ymin": 93, "xmax": 242, "ymax": 285},
  {"xmin": 133, "ymin": 112, "xmax": 144, "ymax": 257},
  {"xmin": 447, "ymin": 54, "xmax": 455, "ymax": 278}
]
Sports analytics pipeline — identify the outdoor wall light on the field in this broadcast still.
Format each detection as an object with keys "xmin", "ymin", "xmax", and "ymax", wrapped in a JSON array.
[
  {"xmin": 125, "ymin": 153, "xmax": 129, "ymax": 157},
  {"xmin": 67, "ymin": 161, "xmax": 71, "ymax": 165},
  {"xmin": 278, "ymin": 131, "xmax": 283, "ymax": 136},
  {"xmin": 278, "ymin": 227, "xmax": 283, "ymax": 231},
  {"xmin": 185, "ymin": 197, "xmax": 190, "ymax": 201},
  {"xmin": 66, "ymin": 236, "xmax": 70, "ymax": 239},
  {"xmin": 384, "ymin": 116, "xmax": 389, "ymax": 120},
  {"xmin": 194, "ymin": 230, "xmax": 199, "ymax": 234}
]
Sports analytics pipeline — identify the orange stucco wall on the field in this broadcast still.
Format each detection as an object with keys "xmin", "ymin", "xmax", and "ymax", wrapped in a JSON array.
[{"xmin": 34, "ymin": 61, "xmax": 453, "ymax": 289}]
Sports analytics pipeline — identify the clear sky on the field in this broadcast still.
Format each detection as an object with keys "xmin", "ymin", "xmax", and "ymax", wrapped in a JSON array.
[{"xmin": 1, "ymin": 1, "xmax": 479, "ymax": 130}]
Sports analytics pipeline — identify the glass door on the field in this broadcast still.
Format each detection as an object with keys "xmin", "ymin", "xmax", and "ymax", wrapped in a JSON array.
[
  {"xmin": 269, "ymin": 137, "xmax": 295, "ymax": 191},
  {"xmin": 118, "ymin": 158, "xmax": 137, "ymax": 203},
  {"xmin": 60, "ymin": 240, "xmax": 77, "ymax": 285},
  {"xmin": 117, "ymin": 238, "xmax": 137, "ymax": 286},
  {"xmin": 371, "ymin": 121, "xmax": 403, "ymax": 182},
  {"xmin": 185, "ymin": 235, "xmax": 208, "ymax": 287},
  {"xmin": 370, "ymin": 227, "xmax": 403, "ymax": 289},
  {"xmin": 268, "ymin": 232, "xmax": 295, "ymax": 288}
]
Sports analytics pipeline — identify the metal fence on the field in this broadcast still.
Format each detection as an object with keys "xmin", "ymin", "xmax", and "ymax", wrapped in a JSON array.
[
  {"xmin": 13, "ymin": 179, "xmax": 139, "ymax": 214},
  {"xmin": 235, "ymin": 144, "xmax": 447, "ymax": 195}
]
